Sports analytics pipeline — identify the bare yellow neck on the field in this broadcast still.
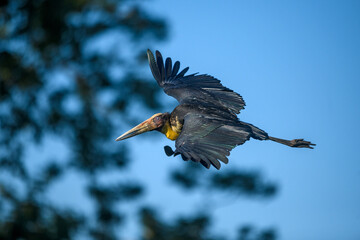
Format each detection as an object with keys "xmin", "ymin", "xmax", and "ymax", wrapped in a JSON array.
[{"xmin": 161, "ymin": 121, "xmax": 180, "ymax": 141}]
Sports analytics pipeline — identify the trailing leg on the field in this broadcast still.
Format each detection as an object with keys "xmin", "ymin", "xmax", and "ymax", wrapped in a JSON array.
[{"xmin": 268, "ymin": 136, "xmax": 315, "ymax": 149}]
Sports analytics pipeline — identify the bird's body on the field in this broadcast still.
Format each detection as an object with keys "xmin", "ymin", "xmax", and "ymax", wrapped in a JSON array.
[{"xmin": 116, "ymin": 50, "xmax": 315, "ymax": 169}]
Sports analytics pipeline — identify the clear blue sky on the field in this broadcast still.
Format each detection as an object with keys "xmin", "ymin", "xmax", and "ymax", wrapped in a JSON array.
[
  {"xmin": 137, "ymin": 1, "xmax": 360, "ymax": 239},
  {"xmin": 30, "ymin": 1, "xmax": 360, "ymax": 239}
]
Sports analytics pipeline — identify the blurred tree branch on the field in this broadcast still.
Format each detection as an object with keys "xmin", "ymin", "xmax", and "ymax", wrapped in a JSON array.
[{"xmin": 0, "ymin": 0, "xmax": 278, "ymax": 239}]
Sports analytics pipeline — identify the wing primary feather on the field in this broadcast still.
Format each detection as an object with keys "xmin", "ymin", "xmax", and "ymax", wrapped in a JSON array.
[
  {"xmin": 188, "ymin": 152, "xmax": 201, "ymax": 162},
  {"xmin": 165, "ymin": 57, "xmax": 172, "ymax": 80},
  {"xmin": 196, "ymin": 153, "xmax": 213, "ymax": 168},
  {"xmin": 155, "ymin": 50, "xmax": 165, "ymax": 83},
  {"xmin": 207, "ymin": 155, "xmax": 221, "ymax": 169},
  {"xmin": 206, "ymin": 149, "xmax": 228, "ymax": 165},
  {"xmin": 218, "ymin": 155, "xmax": 229, "ymax": 164},
  {"xmin": 200, "ymin": 160, "xmax": 210, "ymax": 169},
  {"xmin": 147, "ymin": 49, "xmax": 161, "ymax": 85},
  {"xmin": 177, "ymin": 67, "xmax": 189, "ymax": 78},
  {"xmin": 181, "ymin": 152, "xmax": 192, "ymax": 161},
  {"xmin": 171, "ymin": 61, "xmax": 180, "ymax": 77}
]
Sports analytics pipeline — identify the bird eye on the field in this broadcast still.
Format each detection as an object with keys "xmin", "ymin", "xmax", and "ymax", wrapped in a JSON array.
[{"xmin": 155, "ymin": 116, "xmax": 160, "ymax": 121}]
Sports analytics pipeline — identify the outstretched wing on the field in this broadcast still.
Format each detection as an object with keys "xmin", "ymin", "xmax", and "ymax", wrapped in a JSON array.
[
  {"xmin": 174, "ymin": 113, "xmax": 252, "ymax": 170},
  {"xmin": 147, "ymin": 50, "xmax": 245, "ymax": 115}
]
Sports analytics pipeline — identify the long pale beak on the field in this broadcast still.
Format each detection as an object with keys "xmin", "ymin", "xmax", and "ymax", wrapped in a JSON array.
[{"xmin": 115, "ymin": 118, "xmax": 155, "ymax": 141}]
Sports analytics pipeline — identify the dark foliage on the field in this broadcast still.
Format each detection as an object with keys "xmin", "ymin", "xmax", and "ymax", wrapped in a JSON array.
[
  {"xmin": 237, "ymin": 225, "xmax": 277, "ymax": 240},
  {"xmin": 0, "ymin": 0, "xmax": 277, "ymax": 239},
  {"xmin": 140, "ymin": 207, "xmax": 215, "ymax": 240},
  {"xmin": 171, "ymin": 162, "xmax": 277, "ymax": 198}
]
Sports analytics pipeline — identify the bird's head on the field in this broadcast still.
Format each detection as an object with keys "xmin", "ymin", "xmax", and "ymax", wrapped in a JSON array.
[{"xmin": 115, "ymin": 113, "xmax": 170, "ymax": 141}]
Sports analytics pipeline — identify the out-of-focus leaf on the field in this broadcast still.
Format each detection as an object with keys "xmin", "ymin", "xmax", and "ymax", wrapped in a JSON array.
[
  {"xmin": 210, "ymin": 170, "xmax": 278, "ymax": 197},
  {"xmin": 237, "ymin": 225, "xmax": 277, "ymax": 240},
  {"xmin": 0, "ymin": 0, "xmax": 167, "ymax": 239},
  {"xmin": 139, "ymin": 206, "xmax": 218, "ymax": 240}
]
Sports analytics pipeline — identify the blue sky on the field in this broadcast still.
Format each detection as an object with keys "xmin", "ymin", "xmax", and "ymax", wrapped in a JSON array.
[
  {"xmin": 133, "ymin": 1, "xmax": 360, "ymax": 239},
  {"xmin": 26, "ymin": 1, "xmax": 360, "ymax": 239}
]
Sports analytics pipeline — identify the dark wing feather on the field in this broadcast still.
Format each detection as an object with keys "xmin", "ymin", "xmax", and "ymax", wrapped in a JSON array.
[
  {"xmin": 165, "ymin": 58, "xmax": 172, "ymax": 80},
  {"xmin": 171, "ymin": 61, "xmax": 180, "ymax": 77},
  {"xmin": 155, "ymin": 51, "xmax": 165, "ymax": 83},
  {"xmin": 174, "ymin": 113, "xmax": 252, "ymax": 169},
  {"xmin": 147, "ymin": 50, "xmax": 161, "ymax": 85},
  {"xmin": 177, "ymin": 67, "xmax": 189, "ymax": 78},
  {"xmin": 147, "ymin": 50, "xmax": 245, "ymax": 115}
]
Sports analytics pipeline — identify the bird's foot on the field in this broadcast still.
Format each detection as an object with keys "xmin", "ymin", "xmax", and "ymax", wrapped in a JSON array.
[
  {"xmin": 289, "ymin": 139, "xmax": 316, "ymax": 149},
  {"xmin": 269, "ymin": 136, "xmax": 316, "ymax": 149},
  {"xmin": 164, "ymin": 145, "xmax": 174, "ymax": 156}
]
